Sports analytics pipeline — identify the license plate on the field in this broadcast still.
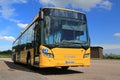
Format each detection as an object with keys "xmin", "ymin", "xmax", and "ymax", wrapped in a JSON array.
[{"xmin": 66, "ymin": 61, "xmax": 74, "ymax": 64}]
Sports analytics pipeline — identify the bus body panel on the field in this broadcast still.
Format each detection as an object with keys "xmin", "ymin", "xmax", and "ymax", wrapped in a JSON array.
[
  {"xmin": 39, "ymin": 46, "xmax": 90, "ymax": 68},
  {"xmin": 14, "ymin": 48, "xmax": 34, "ymax": 66}
]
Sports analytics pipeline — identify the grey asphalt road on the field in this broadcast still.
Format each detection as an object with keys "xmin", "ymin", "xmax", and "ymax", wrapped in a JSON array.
[
  {"xmin": 0, "ymin": 58, "xmax": 120, "ymax": 80},
  {"xmin": 0, "ymin": 58, "xmax": 47, "ymax": 80}
]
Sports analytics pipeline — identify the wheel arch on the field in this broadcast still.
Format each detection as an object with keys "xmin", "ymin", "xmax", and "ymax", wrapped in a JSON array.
[{"xmin": 26, "ymin": 51, "xmax": 31, "ymax": 64}]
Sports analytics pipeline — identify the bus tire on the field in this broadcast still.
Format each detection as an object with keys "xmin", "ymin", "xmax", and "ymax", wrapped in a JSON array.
[
  {"xmin": 12, "ymin": 54, "xmax": 17, "ymax": 64},
  {"xmin": 61, "ymin": 66, "xmax": 69, "ymax": 70},
  {"xmin": 27, "ymin": 53, "xmax": 31, "ymax": 67}
]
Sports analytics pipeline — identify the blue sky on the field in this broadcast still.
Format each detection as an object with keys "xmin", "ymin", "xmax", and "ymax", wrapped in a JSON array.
[{"xmin": 0, "ymin": 0, "xmax": 120, "ymax": 54}]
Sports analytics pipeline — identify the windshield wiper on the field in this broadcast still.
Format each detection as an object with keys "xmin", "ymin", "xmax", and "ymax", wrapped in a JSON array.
[
  {"xmin": 44, "ymin": 44, "xmax": 59, "ymax": 49},
  {"xmin": 61, "ymin": 40, "xmax": 85, "ymax": 44}
]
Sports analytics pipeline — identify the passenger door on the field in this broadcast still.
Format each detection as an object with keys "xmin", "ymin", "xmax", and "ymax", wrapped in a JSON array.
[{"xmin": 34, "ymin": 22, "xmax": 41, "ymax": 66}]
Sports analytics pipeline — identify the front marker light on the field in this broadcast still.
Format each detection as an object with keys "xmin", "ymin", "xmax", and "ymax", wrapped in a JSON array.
[
  {"xmin": 83, "ymin": 54, "xmax": 90, "ymax": 58},
  {"xmin": 42, "ymin": 48, "xmax": 48, "ymax": 53},
  {"xmin": 43, "ymin": 53, "xmax": 54, "ymax": 58},
  {"xmin": 48, "ymin": 53, "xmax": 54, "ymax": 58},
  {"xmin": 42, "ymin": 48, "xmax": 54, "ymax": 58}
]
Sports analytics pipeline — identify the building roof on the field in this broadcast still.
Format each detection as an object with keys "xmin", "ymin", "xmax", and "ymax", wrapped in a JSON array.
[{"xmin": 91, "ymin": 46, "xmax": 103, "ymax": 49}]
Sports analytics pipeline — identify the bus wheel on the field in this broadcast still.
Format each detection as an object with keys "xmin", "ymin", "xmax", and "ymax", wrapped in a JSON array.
[
  {"xmin": 13, "ymin": 54, "xmax": 17, "ymax": 64},
  {"xmin": 61, "ymin": 66, "xmax": 69, "ymax": 70},
  {"xmin": 27, "ymin": 55, "xmax": 34, "ymax": 69},
  {"xmin": 28, "ymin": 57, "xmax": 31, "ymax": 65},
  {"xmin": 27, "ymin": 53, "xmax": 31, "ymax": 66}
]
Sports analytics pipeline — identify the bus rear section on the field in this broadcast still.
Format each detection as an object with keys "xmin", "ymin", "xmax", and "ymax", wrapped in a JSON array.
[{"xmin": 39, "ymin": 46, "xmax": 90, "ymax": 68}]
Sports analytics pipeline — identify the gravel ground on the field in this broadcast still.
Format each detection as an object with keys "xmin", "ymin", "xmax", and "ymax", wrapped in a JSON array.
[{"xmin": 0, "ymin": 58, "xmax": 120, "ymax": 80}]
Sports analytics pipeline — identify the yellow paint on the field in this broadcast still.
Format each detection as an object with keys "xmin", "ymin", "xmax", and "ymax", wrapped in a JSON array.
[
  {"xmin": 15, "ymin": 48, "xmax": 34, "ymax": 65},
  {"xmin": 15, "ymin": 45, "xmax": 90, "ymax": 68},
  {"xmin": 39, "ymin": 46, "xmax": 90, "ymax": 68}
]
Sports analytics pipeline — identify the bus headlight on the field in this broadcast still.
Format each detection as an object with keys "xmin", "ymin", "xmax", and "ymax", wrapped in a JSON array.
[
  {"xmin": 43, "ymin": 53, "xmax": 54, "ymax": 58},
  {"xmin": 83, "ymin": 53, "xmax": 90, "ymax": 58},
  {"xmin": 42, "ymin": 48, "xmax": 54, "ymax": 58}
]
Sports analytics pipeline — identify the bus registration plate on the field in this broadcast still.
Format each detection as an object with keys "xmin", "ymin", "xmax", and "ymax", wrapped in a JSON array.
[{"xmin": 66, "ymin": 61, "xmax": 74, "ymax": 64}]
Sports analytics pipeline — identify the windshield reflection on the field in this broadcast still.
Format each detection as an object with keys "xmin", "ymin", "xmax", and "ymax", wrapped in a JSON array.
[{"xmin": 44, "ymin": 16, "xmax": 88, "ymax": 47}]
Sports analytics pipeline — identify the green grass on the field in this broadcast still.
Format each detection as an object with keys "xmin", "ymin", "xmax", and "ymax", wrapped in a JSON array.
[
  {"xmin": 91, "ymin": 58, "xmax": 103, "ymax": 60},
  {"xmin": 0, "ymin": 54, "xmax": 11, "ymax": 58},
  {"xmin": 91, "ymin": 54, "xmax": 120, "ymax": 60},
  {"xmin": 0, "ymin": 50, "xmax": 12, "ymax": 58},
  {"xmin": 103, "ymin": 54, "xmax": 120, "ymax": 60}
]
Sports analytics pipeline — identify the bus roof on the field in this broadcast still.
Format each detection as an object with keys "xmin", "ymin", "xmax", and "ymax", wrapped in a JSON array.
[{"xmin": 42, "ymin": 7, "xmax": 84, "ymax": 14}]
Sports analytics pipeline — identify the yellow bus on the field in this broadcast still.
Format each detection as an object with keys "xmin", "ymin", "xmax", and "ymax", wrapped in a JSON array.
[{"xmin": 12, "ymin": 7, "xmax": 90, "ymax": 69}]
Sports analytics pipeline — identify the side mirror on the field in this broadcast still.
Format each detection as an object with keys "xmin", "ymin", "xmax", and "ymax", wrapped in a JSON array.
[
  {"xmin": 40, "ymin": 10, "xmax": 44, "ymax": 20},
  {"xmin": 88, "ymin": 37, "xmax": 91, "ymax": 47}
]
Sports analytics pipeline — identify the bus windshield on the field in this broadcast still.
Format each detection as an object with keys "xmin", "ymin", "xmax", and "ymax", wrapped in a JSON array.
[{"xmin": 44, "ymin": 9, "xmax": 89, "ymax": 47}]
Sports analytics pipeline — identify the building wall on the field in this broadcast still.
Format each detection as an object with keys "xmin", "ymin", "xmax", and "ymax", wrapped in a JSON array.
[{"xmin": 91, "ymin": 47, "xmax": 103, "ymax": 58}]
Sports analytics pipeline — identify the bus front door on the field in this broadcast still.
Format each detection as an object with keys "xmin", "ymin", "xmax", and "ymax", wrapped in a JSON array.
[{"xmin": 34, "ymin": 25, "xmax": 41, "ymax": 66}]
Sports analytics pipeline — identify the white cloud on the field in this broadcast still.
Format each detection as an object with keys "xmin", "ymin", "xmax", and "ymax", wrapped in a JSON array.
[
  {"xmin": 99, "ymin": 0, "xmax": 112, "ymax": 10},
  {"xmin": 93, "ymin": 44, "xmax": 120, "ymax": 49},
  {"xmin": 104, "ymin": 48, "xmax": 120, "ymax": 54},
  {"xmin": 0, "ymin": 0, "xmax": 28, "ymax": 29},
  {"xmin": 0, "ymin": 0, "xmax": 27, "ymax": 22},
  {"xmin": 0, "ymin": 35, "xmax": 15, "ymax": 42},
  {"xmin": 92, "ymin": 44, "xmax": 120, "ymax": 54},
  {"xmin": 17, "ymin": 23, "xmax": 28, "ymax": 28},
  {"xmin": 114, "ymin": 33, "xmax": 120, "ymax": 38},
  {"xmin": 38, "ymin": 0, "xmax": 112, "ymax": 11},
  {"xmin": 15, "ymin": 0, "xmax": 27, "ymax": 3}
]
